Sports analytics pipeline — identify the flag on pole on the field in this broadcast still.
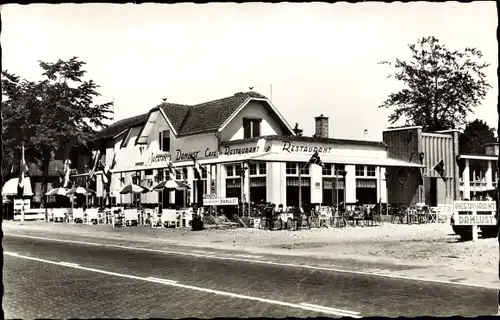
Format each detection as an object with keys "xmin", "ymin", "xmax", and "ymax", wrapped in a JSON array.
[
  {"xmin": 190, "ymin": 155, "xmax": 208, "ymax": 180},
  {"xmin": 166, "ymin": 158, "xmax": 176, "ymax": 179},
  {"xmin": 433, "ymin": 158, "xmax": 446, "ymax": 182},
  {"xmin": 111, "ymin": 153, "xmax": 117, "ymax": 169},
  {"xmin": 88, "ymin": 150, "xmax": 100, "ymax": 182},
  {"xmin": 62, "ymin": 159, "xmax": 72, "ymax": 188},
  {"xmin": 308, "ymin": 151, "xmax": 324, "ymax": 168},
  {"xmin": 18, "ymin": 144, "xmax": 29, "ymax": 189}
]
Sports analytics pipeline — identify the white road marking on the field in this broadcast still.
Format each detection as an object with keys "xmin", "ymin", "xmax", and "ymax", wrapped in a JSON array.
[
  {"xmin": 6, "ymin": 233, "xmax": 498, "ymax": 290},
  {"xmin": 4, "ymin": 252, "xmax": 359, "ymax": 318},
  {"xmin": 147, "ymin": 277, "xmax": 178, "ymax": 284},
  {"xmin": 300, "ymin": 303, "xmax": 360, "ymax": 316},
  {"xmin": 59, "ymin": 262, "xmax": 80, "ymax": 267},
  {"xmin": 231, "ymin": 254, "xmax": 264, "ymax": 259}
]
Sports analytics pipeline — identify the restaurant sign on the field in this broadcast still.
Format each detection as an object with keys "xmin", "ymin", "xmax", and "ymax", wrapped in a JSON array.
[
  {"xmin": 221, "ymin": 145, "xmax": 264, "ymax": 156},
  {"xmin": 175, "ymin": 148, "xmax": 218, "ymax": 162},
  {"xmin": 282, "ymin": 140, "xmax": 332, "ymax": 154},
  {"xmin": 149, "ymin": 152, "xmax": 171, "ymax": 165},
  {"xmin": 203, "ymin": 197, "xmax": 239, "ymax": 206}
]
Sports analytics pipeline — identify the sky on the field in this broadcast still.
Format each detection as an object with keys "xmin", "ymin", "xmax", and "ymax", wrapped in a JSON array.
[{"xmin": 1, "ymin": 2, "xmax": 498, "ymax": 141}]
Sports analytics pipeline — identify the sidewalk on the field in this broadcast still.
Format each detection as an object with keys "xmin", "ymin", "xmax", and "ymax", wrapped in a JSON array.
[{"xmin": 3, "ymin": 221, "xmax": 499, "ymax": 289}]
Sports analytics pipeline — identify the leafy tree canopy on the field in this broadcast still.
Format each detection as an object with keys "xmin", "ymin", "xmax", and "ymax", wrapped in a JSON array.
[
  {"xmin": 459, "ymin": 119, "xmax": 497, "ymax": 155},
  {"xmin": 2, "ymin": 57, "xmax": 113, "ymax": 189},
  {"xmin": 379, "ymin": 36, "xmax": 491, "ymax": 132}
]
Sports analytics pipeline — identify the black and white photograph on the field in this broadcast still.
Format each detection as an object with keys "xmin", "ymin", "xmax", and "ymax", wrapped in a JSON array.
[{"xmin": 1, "ymin": 1, "xmax": 498, "ymax": 318}]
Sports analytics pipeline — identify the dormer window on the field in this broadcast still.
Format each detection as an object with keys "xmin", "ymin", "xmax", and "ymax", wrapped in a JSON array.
[
  {"xmin": 159, "ymin": 130, "xmax": 171, "ymax": 152},
  {"xmin": 243, "ymin": 118, "xmax": 261, "ymax": 138}
]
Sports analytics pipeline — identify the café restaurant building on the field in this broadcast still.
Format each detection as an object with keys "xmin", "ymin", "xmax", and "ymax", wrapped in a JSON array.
[{"xmin": 102, "ymin": 91, "xmax": 421, "ymax": 209}]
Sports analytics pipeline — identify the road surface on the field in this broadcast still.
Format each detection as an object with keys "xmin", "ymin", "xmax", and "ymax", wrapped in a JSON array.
[{"xmin": 3, "ymin": 234, "xmax": 496, "ymax": 318}]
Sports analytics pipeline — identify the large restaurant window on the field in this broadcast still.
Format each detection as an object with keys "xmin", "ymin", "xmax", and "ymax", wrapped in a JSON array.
[
  {"xmin": 356, "ymin": 179, "xmax": 377, "ymax": 204},
  {"xmin": 322, "ymin": 178, "xmax": 345, "ymax": 207},
  {"xmin": 225, "ymin": 164, "xmax": 242, "ymax": 199},
  {"xmin": 286, "ymin": 177, "xmax": 311, "ymax": 207},
  {"xmin": 226, "ymin": 178, "xmax": 241, "ymax": 198},
  {"xmin": 249, "ymin": 162, "xmax": 267, "ymax": 204},
  {"xmin": 243, "ymin": 118, "xmax": 262, "ymax": 138}
]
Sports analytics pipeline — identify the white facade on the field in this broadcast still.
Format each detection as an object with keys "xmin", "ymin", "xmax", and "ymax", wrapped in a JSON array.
[{"xmin": 101, "ymin": 94, "xmax": 420, "ymax": 210}]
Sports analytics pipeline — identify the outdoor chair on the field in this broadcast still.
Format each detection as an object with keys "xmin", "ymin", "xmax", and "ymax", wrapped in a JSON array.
[
  {"xmin": 161, "ymin": 209, "xmax": 177, "ymax": 228},
  {"xmin": 73, "ymin": 208, "xmax": 84, "ymax": 224},
  {"xmin": 86, "ymin": 208, "xmax": 100, "ymax": 225},
  {"xmin": 124, "ymin": 209, "xmax": 138, "ymax": 227},
  {"xmin": 53, "ymin": 208, "xmax": 66, "ymax": 223}
]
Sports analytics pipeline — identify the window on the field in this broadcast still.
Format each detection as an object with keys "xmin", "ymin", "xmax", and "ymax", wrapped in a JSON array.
[
  {"xmin": 286, "ymin": 162, "xmax": 297, "ymax": 175},
  {"xmin": 225, "ymin": 165, "xmax": 234, "ymax": 177},
  {"xmin": 156, "ymin": 169, "xmax": 164, "ymax": 182},
  {"xmin": 235, "ymin": 164, "xmax": 242, "ymax": 177},
  {"xmin": 145, "ymin": 169, "xmax": 153, "ymax": 176},
  {"xmin": 249, "ymin": 163, "xmax": 257, "ymax": 176},
  {"xmin": 258, "ymin": 163, "xmax": 266, "ymax": 175},
  {"xmin": 355, "ymin": 165, "xmax": 365, "ymax": 176},
  {"xmin": 367, "ymin": 166, "xmax": 376, "ymax": 177},
  {"xmin": 243, "ymin": 118, "xmax": 262, "ymax": 138},
  {"xmin": 175, "ymin": 170, "xmax": 182, "ymax": 180},
  {"xmin": 201, "ymin": 168, "xmax": 208, "ymax": 179},
  {"xmin": 162, "ymin": 130, "xmax": 170, "ymax": 152},
  {"xmin": 334, "ymin": 164, "xmax": 345, "ymax": 176},
  {"xmin": 300, "ymin": 162, "xmax": 309, "ymax": 175},
  {"xmin": 322, "ymin": 164, "xmax": 332, "ymax": 176}
]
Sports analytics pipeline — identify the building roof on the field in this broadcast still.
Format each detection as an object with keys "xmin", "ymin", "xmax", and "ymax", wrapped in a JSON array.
[
  {"xmin": 221, "ymin": 135, "xmax": 387, "ymax": 148},
  {"xmin": 150, "ymin": 91, "xmax": 271, "ymax": 137},
  {"xmin": 96, "ymin": 113, "xmax": 149, "ymax": 140}
]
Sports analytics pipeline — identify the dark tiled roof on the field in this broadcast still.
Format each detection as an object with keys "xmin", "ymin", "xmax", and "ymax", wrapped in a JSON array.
[
  {"xmin": 178, "ymin": 91, "xmax": 268, "ymax": 136},
  {"xmin": 96, "ymin": 113, "xmax": 149, "ymax": 139},
  {"xmin": 153, "ymin": 103, "xmax": 191, "ymax": 132},
  {"xmin": 221, "ymin": 135, "xmax": 387, "ymax": 148},
  {"xmin": 149, "ymin": 91, "xmax": 270, "ymax": 137}
]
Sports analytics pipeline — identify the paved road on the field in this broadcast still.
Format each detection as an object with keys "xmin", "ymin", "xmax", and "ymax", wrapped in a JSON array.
[{"xmin": 3, "ymin": 235, "xmax": 497, "ymax": 318}]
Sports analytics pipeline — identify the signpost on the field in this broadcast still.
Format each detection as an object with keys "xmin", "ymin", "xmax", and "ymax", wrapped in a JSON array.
[
  {"xmin": 453, "ymin": 201, "xmax": 497, "ymax": 241},
  {"xmin": 202, "ymin": 195, "xmax": 239, "ymax": 206}
]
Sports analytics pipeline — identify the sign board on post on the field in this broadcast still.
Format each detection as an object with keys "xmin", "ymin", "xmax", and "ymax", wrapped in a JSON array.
[
  {"xmin": 203, "ymin": 196, "xmax": 238, "ymax": 206},
  {"xmin": 453, "ymin": 201, "xmax": 497, "ymax": 241}
]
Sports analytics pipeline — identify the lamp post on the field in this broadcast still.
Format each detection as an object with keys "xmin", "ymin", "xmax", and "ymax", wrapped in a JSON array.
[{"xmin": 298, "ymin": 162, "xmax": 309, "ymax": 212}]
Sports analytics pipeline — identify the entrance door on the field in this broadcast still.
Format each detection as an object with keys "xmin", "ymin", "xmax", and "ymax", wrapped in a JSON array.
[{"xmin": 430, "ymin": 177, "xmax": 437, "ymax": 207}]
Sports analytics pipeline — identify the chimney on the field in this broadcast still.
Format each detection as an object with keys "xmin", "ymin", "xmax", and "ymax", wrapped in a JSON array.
[
  {"xmin": 485, "ymin": 143, "xmax": 499, "ymax": 156},
  {"xmin": 314, "ymin": 114, "xmax": 329, "ymax": 138}
]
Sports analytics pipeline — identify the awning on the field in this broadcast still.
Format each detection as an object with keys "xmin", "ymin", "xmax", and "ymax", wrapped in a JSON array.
[
  {"xmin": 247, "ymin": 152, "xmax": 424, "ymax": 168},
  {"xmin": 2, "ymin": 177, "xmax": 34, "ymax": 196}
]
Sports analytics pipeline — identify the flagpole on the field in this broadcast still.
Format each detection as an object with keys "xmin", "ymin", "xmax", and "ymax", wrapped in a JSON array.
[{"xmin": 20, "ymin": 142, "xmax": 26, "ymax": 223}]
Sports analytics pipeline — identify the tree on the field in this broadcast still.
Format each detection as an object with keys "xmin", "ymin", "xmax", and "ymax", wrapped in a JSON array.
[
  {"xmin": 2, "ymin": 57, "xmax": 113, "ymax": 202},
  {"xmin": 459, "ymin": 119, "xmax": 496, "ymax": 155},
  {"xmin": 379, "ymin": 36, "xmax": 491, "ymax": 132}
]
